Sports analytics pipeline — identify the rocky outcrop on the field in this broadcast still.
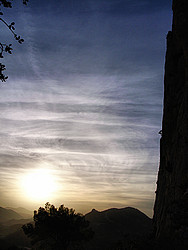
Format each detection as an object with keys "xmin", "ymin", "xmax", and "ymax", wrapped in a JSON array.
[{"xmin": 153, "ymin": 0, "xmax": 188, "ymax": 248}]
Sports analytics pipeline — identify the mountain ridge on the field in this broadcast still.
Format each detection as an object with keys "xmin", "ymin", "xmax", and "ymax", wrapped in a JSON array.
[
  {"xmin": 85, "ymin": 206, "xmax": 152, "ymax": 250},
  {"xmin": 0, "ymin": 206, "xmax": 152, "ymax": 249},
  {"xmin": 5, "ymin": 207, "xmax": 32, "ymax": 219},
  {"xmin": 0, "ymin": 207, "xmax": 23, "ymax": 223}
]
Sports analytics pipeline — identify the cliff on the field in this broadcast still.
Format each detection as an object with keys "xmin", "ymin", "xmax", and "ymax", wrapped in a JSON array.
[{"xmin": 153, "ymin": 0, "xmax": 188, "ymax": 248}]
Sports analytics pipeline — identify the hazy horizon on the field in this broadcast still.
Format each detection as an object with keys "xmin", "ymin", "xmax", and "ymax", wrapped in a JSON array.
[{"xmin": 0, "ymin": 0, "xmax": 172, "ymax": 217}]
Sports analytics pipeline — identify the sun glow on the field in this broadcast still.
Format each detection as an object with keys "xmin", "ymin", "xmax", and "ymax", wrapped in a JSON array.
[{"xmin": 21, "ymin": 168, "xmax": 58, "ymax": 202}]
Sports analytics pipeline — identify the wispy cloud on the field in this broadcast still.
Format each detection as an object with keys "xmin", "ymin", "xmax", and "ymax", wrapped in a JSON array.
[
  {"xmin": 0, "ymin": 0, "xmax": 171, "ymax": 217},
  {"xmin": 0, "ymin": 73, "xmax": 161, "ymax": 216}
]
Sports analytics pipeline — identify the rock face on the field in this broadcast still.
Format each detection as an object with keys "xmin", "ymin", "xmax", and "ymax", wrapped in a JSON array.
[{"xmin": 153, "ymin": 0, "xmax": 188, "ymax": 247}]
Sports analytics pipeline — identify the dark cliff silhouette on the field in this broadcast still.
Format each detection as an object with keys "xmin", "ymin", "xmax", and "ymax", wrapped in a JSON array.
[{"xmin": 153, "ymin": 0, "xmax": 188, "ymax": 248}]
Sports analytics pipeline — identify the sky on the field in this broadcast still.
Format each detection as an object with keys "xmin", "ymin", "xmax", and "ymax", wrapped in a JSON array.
[{"xmin": 0, "ymin": 0, "xmax": 172, "ymax": 217}]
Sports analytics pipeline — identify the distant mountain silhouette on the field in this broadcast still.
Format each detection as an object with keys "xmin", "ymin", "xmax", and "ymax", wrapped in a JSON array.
[
  {"xmin": 85, "ymin": 207, "xmax": 152, "ymax": 250},
  {"xmin": 0, "ymin": 227, "xmax": 31, "ymax": 250},
  {"xmin": 0, "ymin": 207, "xmax": 32, "ymax": 249},
  {"xmin": 0, "ymin": 206, "xmax": 32, "ymax": 238},
  {"xmin": 0, "ymin": 206, "xmax": 152, "ymax": 249},
  {"xmin": 6, "ymin": 207, "xmax": 32, "ymax": 219},
  {"xmin": 0, "ymin": 207, "xmax": 23, "ymax": 223},
  {"xmin": 0, "ymin": 218, "xmax": 32, "ymax": 237}
]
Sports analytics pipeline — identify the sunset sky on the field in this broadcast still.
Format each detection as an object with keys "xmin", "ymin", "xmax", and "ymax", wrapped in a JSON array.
[{"xmin": 0, "ymin": 0, "xmax": 172, "ymax": 217}]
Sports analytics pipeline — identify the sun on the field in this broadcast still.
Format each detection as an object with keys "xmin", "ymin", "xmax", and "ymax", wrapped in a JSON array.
[{"xmin": 21, "ymin": 168, "xmax": 57, "ymax": 202}]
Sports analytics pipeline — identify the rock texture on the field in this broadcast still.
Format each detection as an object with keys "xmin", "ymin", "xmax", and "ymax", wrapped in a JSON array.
[{"xmin": 153, "ymin": 0, "xmax": 188, "ymax": 248}]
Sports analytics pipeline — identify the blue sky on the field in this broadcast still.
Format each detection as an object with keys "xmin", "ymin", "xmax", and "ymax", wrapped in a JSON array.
[{"xmin": 0, "ymin": 0, "xmax": 172, "ymax": 217}]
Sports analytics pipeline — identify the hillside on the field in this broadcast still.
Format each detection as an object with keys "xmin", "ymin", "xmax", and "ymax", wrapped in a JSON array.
[
  {"xmin": 0, "ymin": 207, "xmax": 32, "ymax": 238},
  {"xmin": 0, "ymin": 207, "xmax": 32, "ymax": 249},
  {"xmin": 6, "ymin": 207, "xmax": 32, "ymax": 219},
  {"xmin": 0, "ymin": 227, "xmax": 31, "ymax": 250},
  {"xmin": 85, "ymin": 207, "xmax": 152, "ymax": 250},
  {"xmin": 0, "ymin": 206, "xmax": 152, "ymax": 250},
  {"xmin": 0, "ymin": 207, "xmax": 23, "ymax": 223}
]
